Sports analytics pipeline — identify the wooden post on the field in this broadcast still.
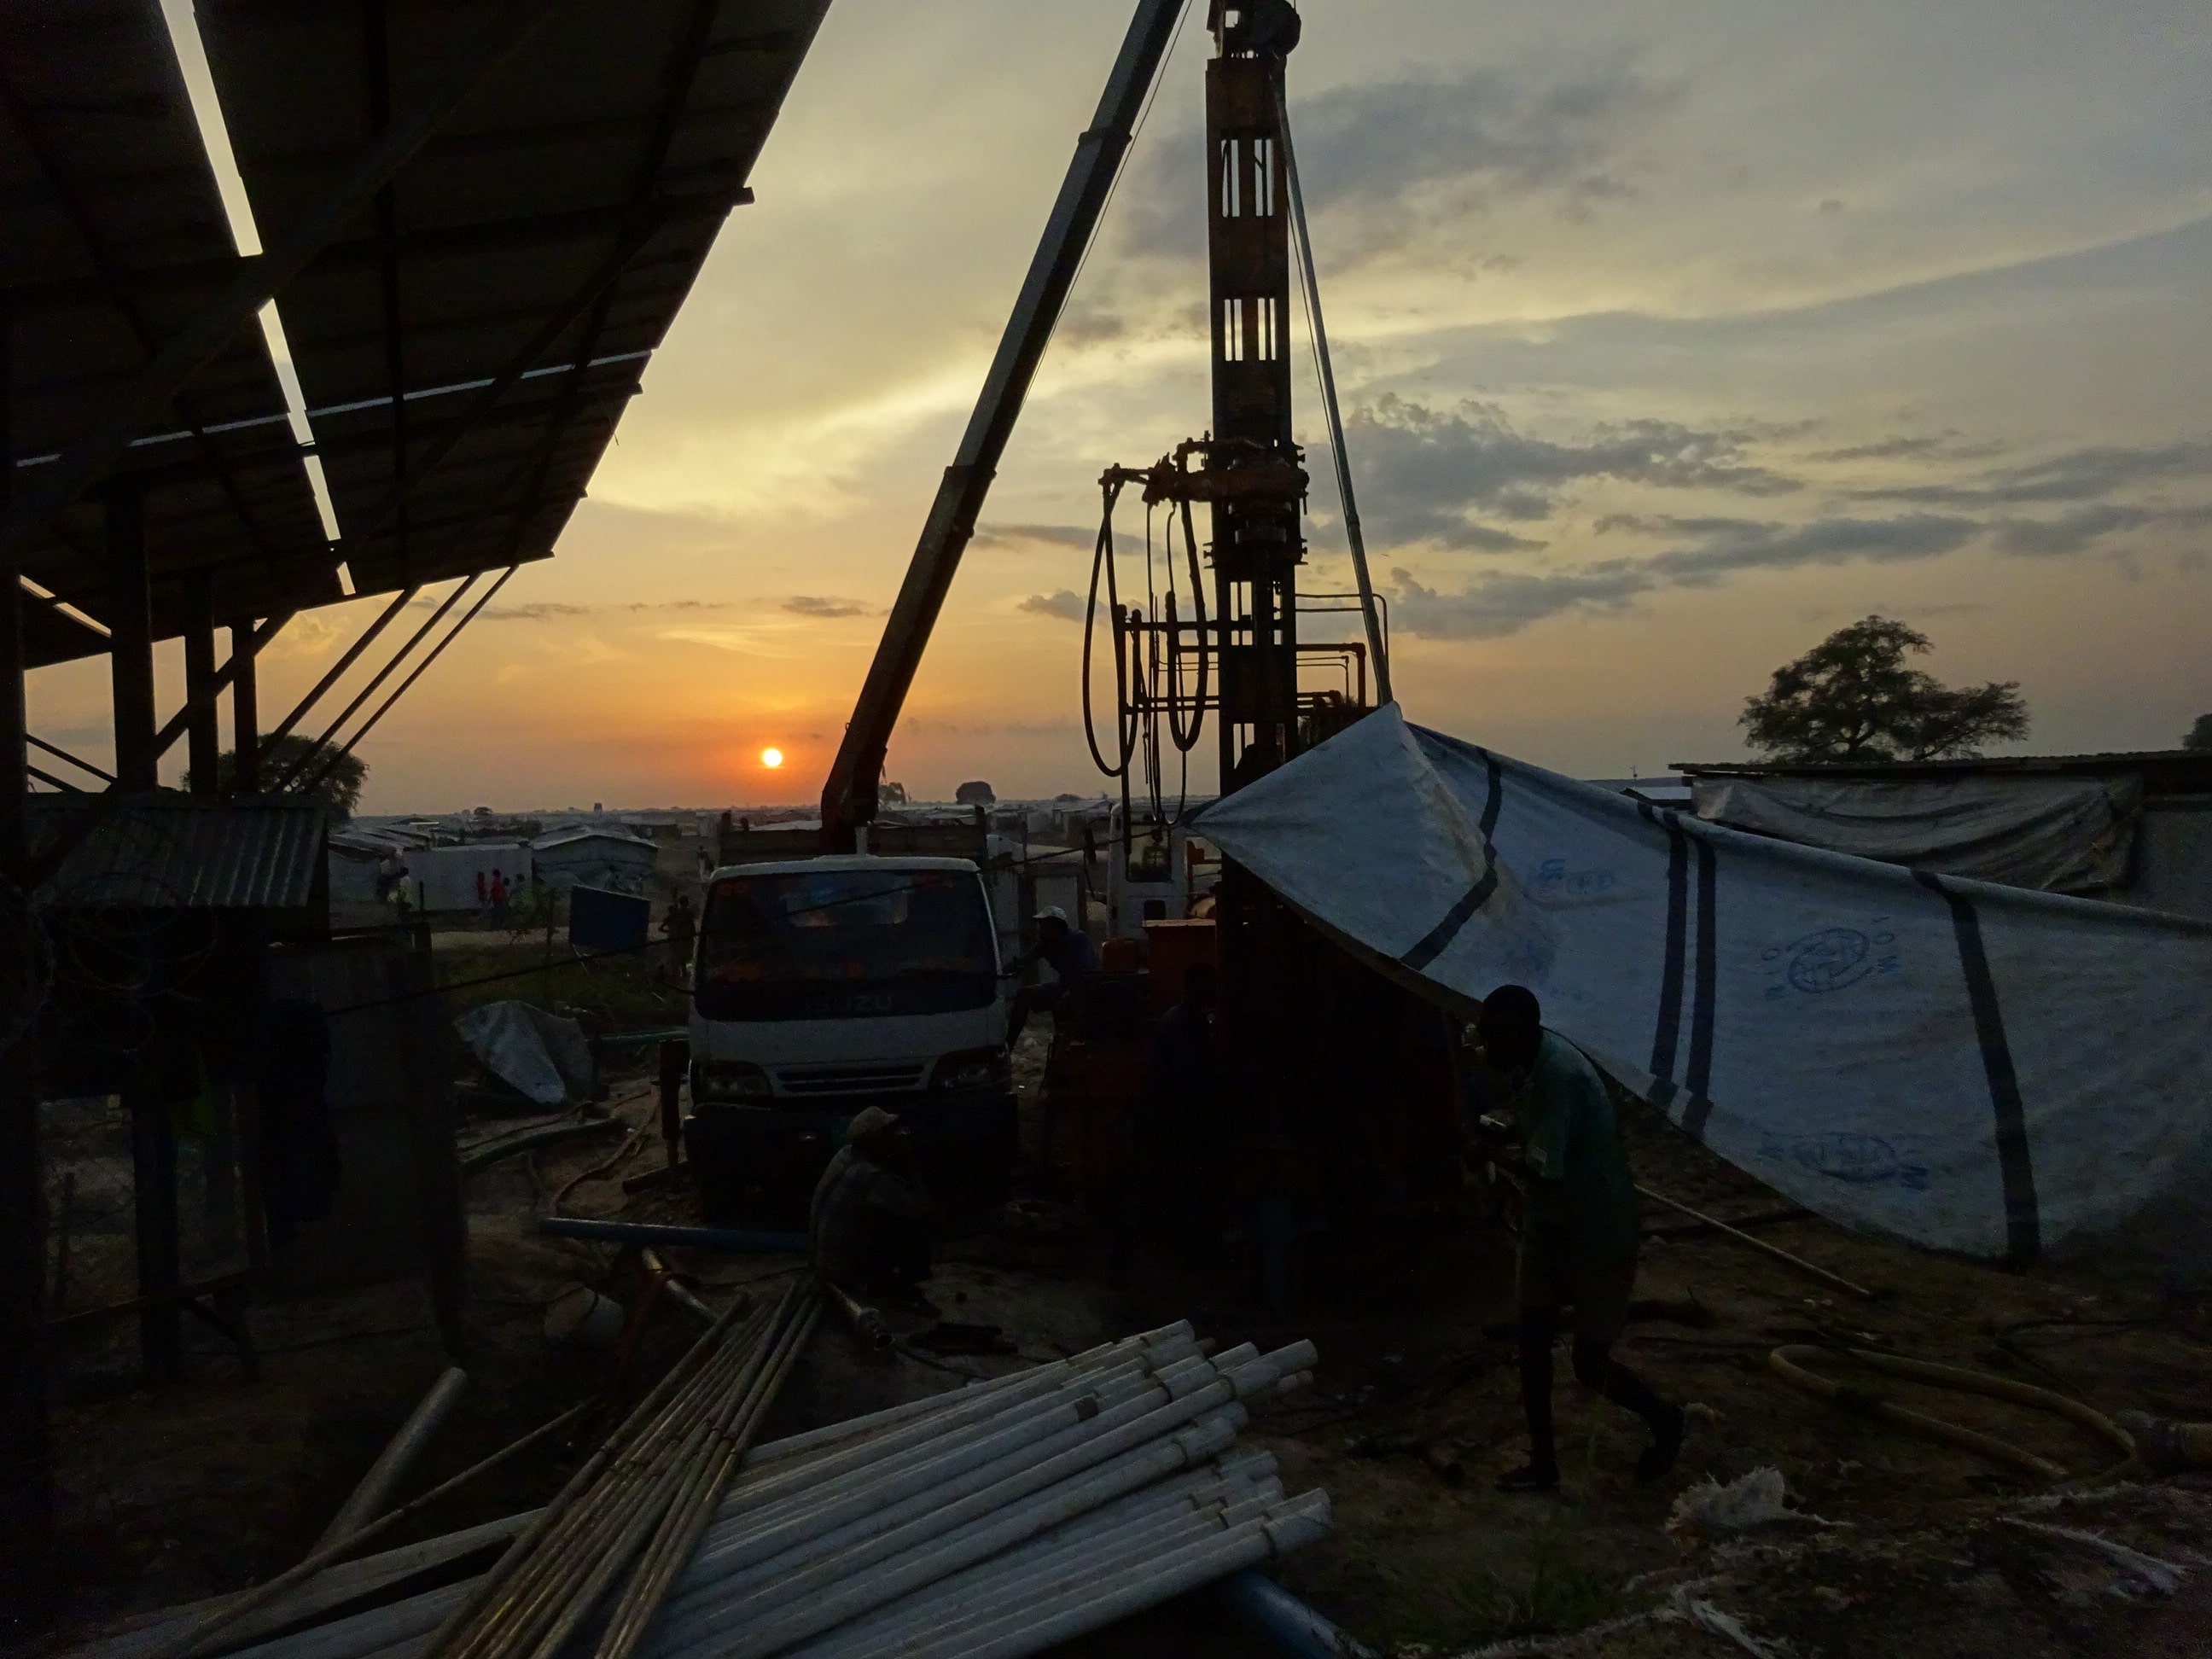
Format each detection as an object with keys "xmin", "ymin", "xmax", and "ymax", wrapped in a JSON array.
[
  {"xmin": 184, "ymin": 573, "xmax": 219, "ymax": 795},
  {"xmin": 0, "ymin": 295, "xmax": 57, "ymax": 1633},
  {"xmin": 107, "ymin": 486, "xmax": 156, "ymax": 790},
  {"xmin": 230, "ymin": 623, "xmax": 259, "ymax": 792}
]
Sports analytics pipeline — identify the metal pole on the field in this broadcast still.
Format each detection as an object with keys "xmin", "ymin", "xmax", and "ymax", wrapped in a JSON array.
[
  {"xmin": 152, "ymin": 610, "xmax": 292, "ymax": 760},
  {"xmin": 231, "ymin": 623, "xmax": 259, "ymax": 792},
  {"xmin": 183, "ymin": 573, "xmax": 220, "ymax": 794},
  {"xmin": 1272, "ymin": 82, "xmax": 1390, "ymax": 707},
  {"xmin": 271, "ymin": 575, "xmax": 480, "ymax": 794},
  {"xmin": 0, "ymin": 0, "xmax": 563, "ymax": 562},
  {"xmin": 295, "ymin": 567, "xmax": 513, "ymax": 798},
  {"xmin": 106, "ymin": 485, "xmax": 156, "ymax": 789},
  {"xmin": 818, "ymin": 0, "xmax": 1187, "ymax": 847},
  {"xmin": 263, "ymin": 585, "xmax": 419, "ymax": 750}
]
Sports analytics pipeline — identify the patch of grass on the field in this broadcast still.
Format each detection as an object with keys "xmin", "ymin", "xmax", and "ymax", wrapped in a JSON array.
[
  {"xmin": 1441, "ymin": 1522, "xmax": 1627, "ymax": 1643},
  {"xmin": 434, "ymin": 940, "xmax": 686, "ymax": 1033}
]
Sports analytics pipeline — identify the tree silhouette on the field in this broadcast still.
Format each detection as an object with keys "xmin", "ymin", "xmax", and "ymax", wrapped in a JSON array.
[
  {"xmin": 185, "ymin": 736, "xmax": 368, "ymax": 815},
  {"xmin": 1741, "ymin": 615, "xmax": 2029, "ymax": 763},
  {"xmin": 2184, "ymin": 713, "xmax": 2212, "ymax": 752}
]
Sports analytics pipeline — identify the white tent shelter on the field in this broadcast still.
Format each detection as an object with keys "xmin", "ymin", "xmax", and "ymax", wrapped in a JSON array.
[{"xmin": 1195, "ymin": 707, "xmax": 2212, "ymax": 1262}]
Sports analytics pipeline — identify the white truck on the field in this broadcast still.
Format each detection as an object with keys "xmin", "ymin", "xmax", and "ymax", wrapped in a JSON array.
[{"xmin": 684, "ymin": 853, "xmax": 1017, "ymax": 1223}]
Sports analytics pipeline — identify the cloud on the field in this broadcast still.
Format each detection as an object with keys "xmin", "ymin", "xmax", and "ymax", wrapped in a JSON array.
[
  {"xmin": 1017, "ymin": 591, "xmax": 1087, "ymax": 623},
  {"xmin": 1389, "ymin": 564, "xmax": 1650, "ymax": 639},
  {"xmin": 782, "ymin": 595, "xmax": 875, "ymax": 618},
  {"xmin": 1121, "ymin": 61, "xmax": 1674, "ymax": 265},
  {"xmin": 1349, "ymin": 396, "xmax": 1800, "ymax": 551},
  {"xmin": 972, "ymin": 522, "xmax": 1097, "ymax": 551},
  {"xmin": 1988, "ymin": 502, "xmax": 2212, "ymax": 556},
  {"xmin": 1391, "ymin": 512, "xmax": 1986, "ymax": 639},
  {"xmin": 1866, "ymin": 439, "xmax": 2212, "ymax": 506},
  {"xmin": 1807, "ymin": 432, "xmax": 2002, "ymax": 463},
  {"xmin": 481, "ymin": 602, "xmax": 594, "ymax": 622}
]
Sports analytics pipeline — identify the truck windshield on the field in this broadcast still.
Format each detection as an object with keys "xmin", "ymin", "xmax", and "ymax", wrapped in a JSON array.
[{"xmin": 695, "ymin": 868, "xmax": 998, "ymax": 1022}]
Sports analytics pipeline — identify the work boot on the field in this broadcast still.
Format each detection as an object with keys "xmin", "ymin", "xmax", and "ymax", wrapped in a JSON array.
[
  {"xmin": 1494, "ymin": 1461, "xmax": 1560, "ymax": 1494},
  {"xmin": 1635, "ymin": 1403, "xmax": 1686, "ymax": 1483}
]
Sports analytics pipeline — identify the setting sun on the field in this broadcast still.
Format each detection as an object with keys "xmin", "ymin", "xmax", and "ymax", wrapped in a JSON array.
[{"xmin": 760, "ymin": 748, "xmax": 784, "ymax": 769}]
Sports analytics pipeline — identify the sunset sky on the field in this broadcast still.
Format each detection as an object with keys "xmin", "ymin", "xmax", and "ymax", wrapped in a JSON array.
[{"xmin": 28, "ymin": 0, "xmax": 2212, "ymax": 812}]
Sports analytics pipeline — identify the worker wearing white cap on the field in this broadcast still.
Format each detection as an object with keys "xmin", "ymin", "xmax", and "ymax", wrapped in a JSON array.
[
  {"xmin": 809, "ymin": 1107, "xmax": 934, "ymax": 1306},
  {"xmin": 1003, "ymin": 905, "xmax": 1099, "ymax": 1048}
]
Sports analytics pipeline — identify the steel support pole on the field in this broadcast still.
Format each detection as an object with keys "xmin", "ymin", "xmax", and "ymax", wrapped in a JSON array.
[
  {"xmin": 183, "ymin": 573, "xmax": 220, "ymax": 794},
  {"xmin": 231, "ymin": 624, "xmax": 259, "ymax": 792},
  {"xmin": 819, "ymin": 0, "xmax": 1185, "ymax": 847},
  {"xmin": 106, "ymin": 486, "xmax": 156, "ymax": 789},
  {"xmin": 129, "ymin": 1075, "xmax": 183, "ymax": 1382},
  {"xmin": 0, "ymin": 294, "xmax": 56, "ymax": 1639},
  {"xmin": 0, "ymin": 0, "xmax": 562, "ymax": 563}
]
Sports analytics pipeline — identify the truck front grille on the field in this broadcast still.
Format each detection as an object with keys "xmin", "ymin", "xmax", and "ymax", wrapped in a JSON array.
[{"xmin": 774, "ymin": 1062, "xmax": 928, "ymax": 1097}]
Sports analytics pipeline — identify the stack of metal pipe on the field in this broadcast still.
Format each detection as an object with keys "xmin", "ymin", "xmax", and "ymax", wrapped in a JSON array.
[
  {"xmin": 192, "ymin": 1320, "xmax": 1328, "ymax": 1659},
  {"xmin": 428, "ymin": 1277, "xmax": 823, "ymax": 1659}
]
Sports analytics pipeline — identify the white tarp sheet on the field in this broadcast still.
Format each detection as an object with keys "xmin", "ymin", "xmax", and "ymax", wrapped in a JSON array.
[
  {"xmin": 455, "ymin": 1001, "xmax": 594, "ymax": 1107},
  {"xmin": 1692, "ymin": 772, "xmax": 2140, "ymax": 894},
  {"xmin": 1195, "ymin": 707, "xmax": 2212, "ymax": 1260}
]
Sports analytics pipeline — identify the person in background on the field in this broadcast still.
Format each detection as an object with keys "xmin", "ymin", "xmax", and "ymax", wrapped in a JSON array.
[
  {"xmin": 1003, "ymin": 906, "xmax": 1097, "ymax": 1048},
  {"xmin": 474, "ymin": 870, "xmax": 488, "ymax": 909},
  {"xmin": 661, "ymin": 892, "xmax": 697, "ymax": 980},
  {"xmin": 1115, "ymin": 960, "xmax": 1224, "ymax": 1278},
  {"xmin": 1471, "ymin": 983, "xmax": 1685, "ymax": 1492},
  {"xmin": 809, "ymin": 1107, "xmax": 934, "ymax": 1309},
  {"xmin": 488, "ymin": 869, "xmax": 510, "ymax": 928}
]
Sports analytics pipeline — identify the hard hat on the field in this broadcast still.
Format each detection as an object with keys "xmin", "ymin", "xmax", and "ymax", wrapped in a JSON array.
[{"xmin": 1033, "ymin": 905, "xmax": 1069, "ymax": 924}]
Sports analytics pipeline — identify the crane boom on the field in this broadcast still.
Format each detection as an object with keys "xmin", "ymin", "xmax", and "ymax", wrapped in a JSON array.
[{"xmin": 819, "ymin": 0, "xmax": 1185, "ymax": 847}]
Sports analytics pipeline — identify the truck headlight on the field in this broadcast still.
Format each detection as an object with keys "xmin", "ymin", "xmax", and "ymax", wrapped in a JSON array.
[
  {"xmin": 934, "ymin": 1049, "xmax": 1010, "ymax": 1091},
  {"xmin": 694, "ymin": 1061, "xmax": 772, "ymax": 1102}
]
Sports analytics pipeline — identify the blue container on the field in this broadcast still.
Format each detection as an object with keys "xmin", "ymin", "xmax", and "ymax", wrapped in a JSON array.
[{"xmin": 569, "ymin": 884, "xmax": 651, "ymax": 952}]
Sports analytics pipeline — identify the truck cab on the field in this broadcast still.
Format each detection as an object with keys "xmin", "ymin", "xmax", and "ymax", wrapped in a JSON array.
[{"xmin": 684, "ymin": 854, "xmax": 1016, "ymax": 1223}]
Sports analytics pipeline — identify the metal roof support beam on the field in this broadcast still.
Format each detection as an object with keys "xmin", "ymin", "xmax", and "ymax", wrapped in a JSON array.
[
  {"xmin": 230, "ymin": 622, "xmax": 259, "ymax": 793},
  {"xmin": 183, "ymin": 573, "xmax": 221, "ymax": 793},
  {"xmin": 270, "ymin": 574, "xmax": 480, "ymax": 793},
  {"xmin": 107, "ymin": 486, "xmax": 157, "ymax": 789},
  {"xmin": 0, "ymin": 0, "xmax": 564, "ymax": 563},
  {"xmin": 1, "ymin": 308, "xmax": 25, "ymax": 870},
  {"xmin": 300, "ymin": 566, "xmax": 514, "ymax": 799},
  {"xmin": 151, "ymin": 609, "xmax": 290, "ymax": 760},
  {"xmin": 263, "ymin": 583, "xmax": 418, "ymax": 749},
  {"xmin": 27, "ymin": 734, "xmax": 113, "ymax": 785}
]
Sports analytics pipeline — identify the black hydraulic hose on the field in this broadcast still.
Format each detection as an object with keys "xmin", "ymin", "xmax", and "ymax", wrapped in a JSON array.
[
  {"xmin": 1164, "ymin": 495, "xmax": 1209, "ymax": 754},
  {"xmin": 1081, "ymin": 479, "xmax": 1138, "ymax": 777}
]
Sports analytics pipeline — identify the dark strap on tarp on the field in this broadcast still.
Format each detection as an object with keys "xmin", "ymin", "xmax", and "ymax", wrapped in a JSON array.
[
  {"xmin": 1400, "ymin": 750, "xmax": 1505, "ymax": 971},
  {"xmin": 1915, "ymin": 870, "xmax": 2040, "ymax": 1262}
]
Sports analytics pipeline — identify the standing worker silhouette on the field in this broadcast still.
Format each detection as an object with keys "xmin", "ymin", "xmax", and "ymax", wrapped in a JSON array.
[{"xmin": 1473, "ymin": 984, "xmax": 1685, "ymax": 1491}]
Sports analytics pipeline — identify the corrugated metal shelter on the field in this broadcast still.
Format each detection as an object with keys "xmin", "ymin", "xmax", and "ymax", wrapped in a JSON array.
[{"xmin": 28, "ymin": 795, "xmax": 327, "ymax": 917}]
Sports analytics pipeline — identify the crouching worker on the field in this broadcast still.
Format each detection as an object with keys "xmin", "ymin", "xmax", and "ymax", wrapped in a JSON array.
[
  {"xmin": 1473, "ymin": 984, "xmax": 1685, "ymax": 1492},
  {"xmin": 809, "ymin": 1107, "xmax": 934, "ymax": 1310}
]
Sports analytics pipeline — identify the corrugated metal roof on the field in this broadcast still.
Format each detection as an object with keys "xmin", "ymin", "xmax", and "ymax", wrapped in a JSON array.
[
  {"xmin": 532, "ymin": 825, "xmax": 656, "ymax": 853},
  {"xmin": 29, "ymin": 795, "xmax": 329, "ymax": 911}
]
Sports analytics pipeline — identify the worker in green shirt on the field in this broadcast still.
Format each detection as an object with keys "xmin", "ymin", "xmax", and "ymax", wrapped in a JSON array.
[{"xmin": 1473, "ymin": 984, "xmax": 1685, "ymax": 1492}]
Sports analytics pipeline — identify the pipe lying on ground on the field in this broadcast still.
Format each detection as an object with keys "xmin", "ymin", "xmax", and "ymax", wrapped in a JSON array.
[
  {"xmin": 819, "ymin": 1278, "xmax": 891, "ymax": 1351},
  {"xmin": 316, "ymin": 1367, "xmax": 472, "ymax": 1551},
  {"xmin": 1220, "ymin": 1569, "xmax": 1377, "ymax": 1659},
  {"xmin": 538, "ymin": 1217, "xmax": 809, "ymax": 1254},
  {"xmin": 1636, "ymin": 1185, "xmax": 1877, "ymax": 1301}
]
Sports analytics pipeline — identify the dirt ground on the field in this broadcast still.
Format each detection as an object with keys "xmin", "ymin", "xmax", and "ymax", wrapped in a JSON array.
[{"xmin": 23, "ymin": 1018, "xmax": 2212, "ymax": 1659}]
